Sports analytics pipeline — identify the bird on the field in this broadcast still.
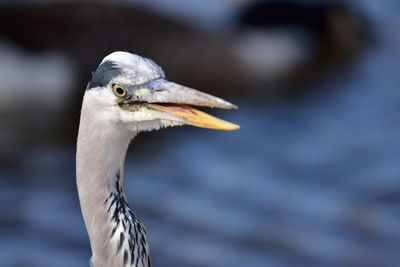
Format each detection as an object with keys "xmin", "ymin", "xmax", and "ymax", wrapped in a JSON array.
[{"xmin": 76, "ymin": 51, "xmax": 239, "ymax": 267}]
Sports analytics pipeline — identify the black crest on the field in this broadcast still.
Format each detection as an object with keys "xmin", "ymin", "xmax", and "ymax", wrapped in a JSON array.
[{"xmin": 87, "ymin": 61, "xmax": 123, "ymax": 90}]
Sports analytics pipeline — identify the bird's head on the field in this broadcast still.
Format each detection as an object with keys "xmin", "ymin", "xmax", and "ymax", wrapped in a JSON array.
[{"xmin": 83, "ymin": 51, "xmax": 239, "ymax": 133}]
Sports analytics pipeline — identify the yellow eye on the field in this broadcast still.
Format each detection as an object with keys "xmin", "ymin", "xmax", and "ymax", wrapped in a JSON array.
[{"xmin": 112, "ymin": 84, "xmax": 127, "ymax": 98}]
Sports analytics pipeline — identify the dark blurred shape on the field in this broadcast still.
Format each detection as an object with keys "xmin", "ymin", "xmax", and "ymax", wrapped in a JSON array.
[
  {"xmin": 0, "ymin": 1, "xmax": 368, "ymax": 98},
  {"xmin": 0, "ymin": 1, "xmax": 367, "ymax": 150},
  {"xmin": 0, "ymin": 1, "xmax": 247, "ymax": 145},
  {"xmin": 0, "ymin": 2, "xmax": 246, "ymax": 95},
  {"xmin": 237, "ymin": 0, "xmax": 368, "ymax": 94}
]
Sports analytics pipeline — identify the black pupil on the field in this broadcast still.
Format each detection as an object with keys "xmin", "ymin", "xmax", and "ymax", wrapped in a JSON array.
[{"xmin": 116, "ymin": 87, "xmax": 125, "ymax": 95}]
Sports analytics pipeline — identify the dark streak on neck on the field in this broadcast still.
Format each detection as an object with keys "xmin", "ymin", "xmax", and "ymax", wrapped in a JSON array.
[{"xmin": 103, "ymin": 171, "xmax": 151, "ymax": 266}]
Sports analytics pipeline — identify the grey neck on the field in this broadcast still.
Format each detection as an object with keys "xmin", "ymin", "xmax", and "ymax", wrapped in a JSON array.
[{"xmin": 76, "ymin": 101, "xmax": 150, "ymax": 267}]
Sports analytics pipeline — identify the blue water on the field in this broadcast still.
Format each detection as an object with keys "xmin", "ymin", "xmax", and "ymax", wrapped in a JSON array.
[{"xmin": 1, "ymin": 1, "xmax": 400, "ymax": 266}]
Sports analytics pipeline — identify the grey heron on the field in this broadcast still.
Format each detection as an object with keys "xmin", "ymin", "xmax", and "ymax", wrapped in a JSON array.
[{"xmin": 76, "ymin": 51, "xmax": 239, "ymax": 267}]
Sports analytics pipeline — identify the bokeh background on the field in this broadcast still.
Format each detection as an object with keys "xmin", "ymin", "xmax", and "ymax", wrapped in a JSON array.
[{"xmin": 0, "ymin": 0, "xmax": 399, "ymax": 266}]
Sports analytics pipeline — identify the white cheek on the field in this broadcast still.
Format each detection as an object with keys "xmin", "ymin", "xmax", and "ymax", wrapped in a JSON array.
[
  {"xmin": 83, "ymin": 88, "xmax": 181, "ymax": 133},
  {"xmin": 120, "ymin": 109, "xmax": 156, "ymax": 123},
  {"xmin": 89, "ymin": 87, "xmax": 115, "ymax": 103},
  {"xmin": 84, "ymin": 88, "xmax": 120, "ymax": 121},
  {"xmin": 120, "ymin": 109, "xmax": 171, "ymax": 132}
]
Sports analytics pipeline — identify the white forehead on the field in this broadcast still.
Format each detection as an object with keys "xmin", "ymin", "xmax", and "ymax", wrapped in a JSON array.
[
  {"xmin": 101, "ymin": 51, "xmax": 141, "ymax": 66},
  {"xmin": 100, "ymin": 51, "xmax": 164, "ymax": 78}
]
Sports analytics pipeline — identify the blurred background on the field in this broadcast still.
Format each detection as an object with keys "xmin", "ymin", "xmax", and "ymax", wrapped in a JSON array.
[{"xmin": 0, "ymin": 0, "xmax": 399, "ymax": 266}]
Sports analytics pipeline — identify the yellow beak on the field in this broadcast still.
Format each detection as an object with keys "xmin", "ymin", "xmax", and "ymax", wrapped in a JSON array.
[{"xmin": 149, "ymin": 104, "xmax": 240, "ymax": 130}]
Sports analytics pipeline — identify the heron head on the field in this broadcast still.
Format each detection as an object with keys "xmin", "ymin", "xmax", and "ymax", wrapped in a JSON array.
[{"xmin": 83, "ymin": 51, "xmax": 239, "ymax": 133}]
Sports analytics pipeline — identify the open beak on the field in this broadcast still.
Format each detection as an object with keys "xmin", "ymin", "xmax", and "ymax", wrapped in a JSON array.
[
  {"xmin": 149, "ymin": 103, "xmax": 239, "ymax": 130},
  {"xmin": 136, "ymin": 79, "xmax": 240, "ymax": 130}
]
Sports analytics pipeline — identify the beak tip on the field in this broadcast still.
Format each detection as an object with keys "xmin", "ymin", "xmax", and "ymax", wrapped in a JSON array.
[
  {"xmin": 220, "ymin": 122, "xmax": 240, "ymax": 131},
  {"xmin": 219, "ymin": 101, "xmax": 238, "ymax": 110},
  {"xmin": 230, "ymin": 104, "xmax": 239, "ymax": 110},
  {"xmin": 232, "ymin": 124, "xmax": 240, "ymax": 130}
]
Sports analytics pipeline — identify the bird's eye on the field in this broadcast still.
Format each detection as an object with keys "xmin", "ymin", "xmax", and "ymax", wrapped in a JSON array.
[{"xmin": 112, "ymin": 84, "xmax": 127, "ymax": 98}]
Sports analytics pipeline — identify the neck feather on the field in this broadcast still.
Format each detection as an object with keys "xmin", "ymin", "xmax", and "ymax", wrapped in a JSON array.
[{"xmin": 76, "ymin": 99, "xmax": 150, "ymax": 267}]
